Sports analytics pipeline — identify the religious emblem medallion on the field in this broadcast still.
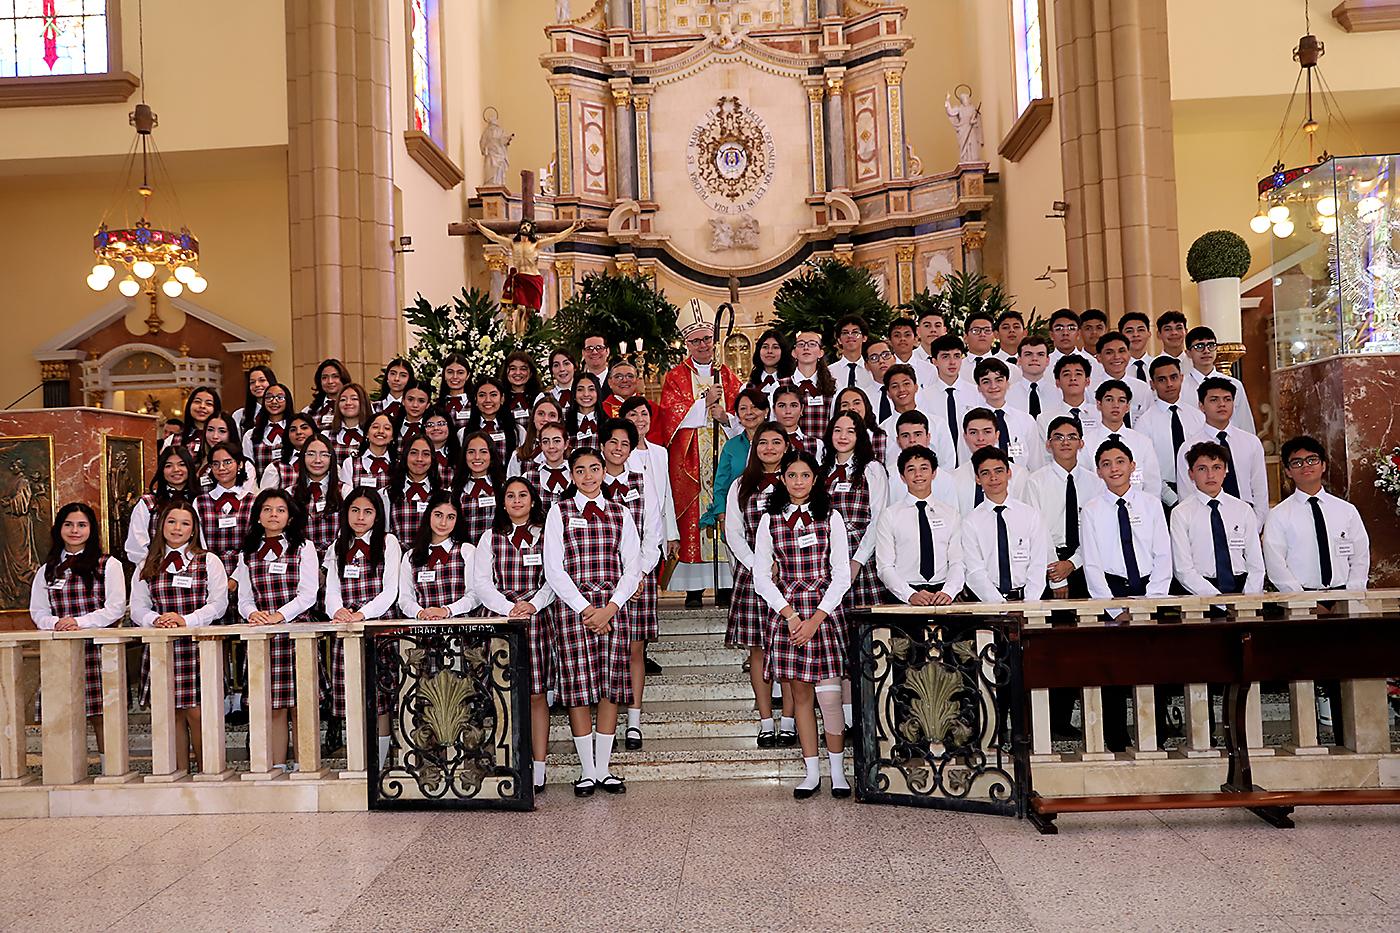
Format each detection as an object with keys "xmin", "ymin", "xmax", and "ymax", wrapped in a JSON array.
[{"xmin": 686, "ymin": 96, "xmax": 777, "ymax": 214}]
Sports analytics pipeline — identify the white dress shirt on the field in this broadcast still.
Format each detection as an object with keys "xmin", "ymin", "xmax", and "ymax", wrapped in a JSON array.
[
  {"xmin": 1136, "ymin": 397, "xmax": 1207, "ymax": 505},
  {"xmin": 1079, "ymin": 423, "xmax": 1162, "ymax": 499},
  {"xmin": 752, "ymin": 506, "xmax": 852, "ymax": 617},
  {"xmin": 125, "ymin": 498, "xmax": 157, "ymax": 567},
  {"xmin": 950, "ymin": 460, "xmax": 1031, "ymax": 517},
  {"xmin": 1127, "ymin": 353, "xmax": 1155, "ymax": 386},
  {"xmin": 130, "ymin": 548, "xmax": 229, "ymax": 627},
  {"xmin": 1174, "ymin": 423, "xmax": 1269, "ymax": 525},
  {"xmin": 29, "ymin": 554, "xmax": 128, "ymax": 629},
  {"xmin": 830, "ymin": 457, "xmax": 888, "ymax": 567},
  {"xmin": 874, "ymin": 494, "xmax": 965, "ymax": 602},
  {"xmin": 880, "ymin": 408, "xmax": 956, "ymax": 475},
  {"xmin": 1006, "ymin": 373, "xmax": 1062, "ymax": 419},
  {"xmin": 961, "ymin": 496, "xmax": 1050, "ymax": 602},
  {"xmin": 234, "ymin": 540, "xmax": 321, "ymax": 620},
  {"xmin": 1184, "ymin": 368, "xmax": 1256, "ymax": 434},
  {"xmin": 959, "ymin": 352, "xmax": 1021, "ymax": 385},
  {"xmin": 724, "ymin": 482, "xmax": 775, "ymax": 571},
  {"xmin": 1049, "ymin": 349, "xmax": 1100, "ymax": 382},
  {"xmin": 1091, "ymin": 372, "xmax": 1154, "ymax": 424},
  {"xmin": 259, "ymin": 456, "xmax": 298, "ymax": 490},
  {"xmin": 831, "ymin": 356, "xmax": 879, "ymax": 398},
  {"xmin": 965, "ymin": 404, "xmax": 1046, "ymax": 473},
  {"xmin": 1081, "ymin": 488, "xmax": 1173, "ymax": 598},
  {"xmin": 1036, "ymin": 397, "xmax": 1102, "ymax": 439},
  {"xmin": 397, "ymin": 541, "xmax": 479, "ymax": 617},
  {"xmin": 543, "ymin": 492, "xmax": 642, "ymax": 613},
  {"xmin": 1169, "ymin": 490, "xmax": 1265, "ymax": 595},
  {"xmin": 629, "ymin": 445, "xmax": 679, "ymax": 541},
  {"xmin": 884, "ymin": 460, "xmax": 959, "ymax": 510},
  {"xmin": 1263, "ymin": 488, "xmax": 1370, "ymax": 591},
  {"xmin": 323, "ymin": 533, "xmax": 402, "ymax": 619},
  {"xmin": 1026, "ymin": 461, "xmax": 1105, "ymax": 572},
  {"xmin": 471, "ymin": 526, "xmax": 557, "ymax": 616},
  {"xmin": 892, "ymin": 353, "xmax": 940, "ymax": 390}
]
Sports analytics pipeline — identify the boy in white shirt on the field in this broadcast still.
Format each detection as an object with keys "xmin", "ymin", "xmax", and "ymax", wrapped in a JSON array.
[
  {"xmin": 874, "ymin": 445, "xmax": 964, "ymax": 604},
  {"xmin": 1006, "ymin": 335, "xmax": 1061, "ymax": 420},
  {"xmin": 1174, "ymin": 377, "xmax": 1268, "ymax": 526},
  {"xmin": 971, "ymin": 359, "xmax": 1045, "ymax": 473},
  {"xmin": 961, "ymin": 447, "xmax": 1049, "ymax": 603},
  {"xmin": 1136, "ymin": 356, "xmax": 1205, "ymax": 506},
  {"xmin": 1183, "ymin": 325, "xmax": 1255, "ymax": 433}
]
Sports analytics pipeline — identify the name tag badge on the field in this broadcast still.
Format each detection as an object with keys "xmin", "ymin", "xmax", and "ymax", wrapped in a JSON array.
[
  {"xmin": 172, "ymin": 574, "xmax": 195, "ymax": 589},
  {"xmin": 625, "ymin": 488, "xmax": 641, "ymax": 501},
  {"xmin": 47, "ymin": 577, "xmax": 66, "ymax": 590},
  {"xmin": 1008, "ymin": 443, "xmax": 1026, "ymax": 460},
  {"xmin": 491, "ymin": 432, "xmax": 506, "ymax": 442},
  {"xmin": 343, "ymin": 565, "xmax": 362, "ymax": 580},
  {"xmin": 319, "ymin": 414, "xmax": 333, "ymax": 426},
  {"xmin": 416, "ymin": 500, "xmax": 428, "ymax": 513},
  {"xmin": 313, "ymin": 499, "xmax": 325, "ymax": 512},
  {"xmin": 1128, "ymin": 512, "xmax": 1143, "ymax": 527},
  {"xmin": 417, "ymin": 570, "xmax": 437, "ymax": 583},
  {"xmin": 512, "ymin": 407, "xmax": 528, "ymax": 419},
  {"xmin": 217, "ymin": 515, "xmax": 238, "ymax": 529},
  {"xmin": 569, "ymin": 517, "xmax": 589, "ymax": 529},
  {"xmin": 267, "ymin": 561, "xmax": 289, "ymax": 575},
  {"xmin": 1012, "ymin": 547, "xmax": 1030, "ymax": 563},
  {"xmin": 833, "ymin": 482, "xmax": 852, "ymax": 494},
  {"xmin": 931, "ymin": 517, "xmax": 945, "ymax": 529},
  {"xmin": 477, "ymin": 495, "xmax": 494, "ymax": 506},
  {"xmin": 522, "ymin": 553, "xmax": 544, "ymax": 567},
  {"xmin": 1130, "ymin": 469, "xmax": 1144, "ymax": 487},
  {"xmin": 797, "ymin": 532, "xmax": 819, "ymax": 549},
  {"xmin": 1228, "ymin": 535, "xmax": 1246, "ymax": 549},
  {"xmin": 1337, "ymin": 541, "xmax": 1354, "ymax": 557},
  {"xmin": 368, "ymin": 475, "xmax": 382, "ymax": 487}
]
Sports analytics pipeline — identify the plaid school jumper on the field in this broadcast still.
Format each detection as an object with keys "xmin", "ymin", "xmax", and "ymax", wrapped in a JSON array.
[
  {"xmin": 457, "ymin": 476, "xmax": 496, "ymax": 546},
  {"xmin": 796, "ymin": 382, "xmax": 834, "ymax": 442},
  {"xmin": 45, "ymin": 558, "xmax": 109, "ymax": 717},
  {"xmin": 826, "ymin": 464, "xmax": 886, "ymax": 611},
  {"xmin": 443, "ymin": 394, "xmax": 472, "ymax": 431},
  {"xmin": 344, "ymin": 453, "xmax": 392, "ymax": 494},
  {"xmin": 406, "ymin": 543, "xmax": 470, "ymax": 612},
  {"xmin": 299, "ymin": 481, "xmax": 340, "ymax": 556},
  {"xmin": 477, "ymin": 419, "xmax": 513, "ymax": 469},
  {"xmin": 390, "ymin": 480, "xmax": 434, "ymax": 541},
  {"xmin": 522, "ymin": 461, "xmax": 570, "ymax": 513},
  {"xmin": 432, "ymin": 449, "xmax": 456, "ymax": 490},
  {"xmin": 549, "ymin": 498, "xmax": 633, "ymax": 707},
  {"xmin": 571, "ymin": 413, "xmax": 600, "ymax": 453},
  {"xmin": 196, "ymin": 488, "xmax": 253, "ymax": 572},
  {"xmin": 328, "ymin": 549, "xmax": 395, "ymax": 718},
  {"xmin": 489, "ymin": 528, "xmax": 554, "ymax": 695},
  {"xmin": 249, "ymin": 426, "xmax": 286, "ymax": 477},
  {"xmin": 762, "ymin": 512, "xmax": 847, "ymax": 684},
  {"xmin": 145, "ymin": 554, "xmax": 210, "ymax": 708},
  {"xmin": 270, "ymin": 460, "xmax": 299, "ymax": 489},
  {"xmin": 245, "ymin": 540, "xmax": 311, "ymax": 709},
  {"xmin": 607, "ymin": 470, "xmax": 658, "ymax": 641},
  {"xmin": 725, "ymin": 482, "xmax": 774, "ymax": 648},
  {"xmin": 331, "ymin": 426, "xmax": 366, "ymax": 466}
]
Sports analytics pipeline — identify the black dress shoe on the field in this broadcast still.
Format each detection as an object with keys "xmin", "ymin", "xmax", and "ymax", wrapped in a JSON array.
[
  {"xmin": 715, "ymin": 588, "xmax": 732, "ymax": 607},
  {"xmin": 756, "ymin": 730, "xmax": 776, "ymax": 748},
  {"xmin": 793, "ymin": 784, "xmax": 819, "ymax": 800},
  {"xmin": 644, "ymin": 655, "xmax": 663, "ymax": 675},
  {"xmin": 600, "ymin": 774, "xmax": 627, "ymax": 794},
  {"xmin": 624, "ymin": 727, "xmax": 643, "ymax": 751},
  {"xmin": 534, "ymin": 782, "xmax": 546, "ymax": 795},
  {"xmin": 777, "ymin": 729, "xmax": 798, "ymax": 748},
  {"xmin": 685, "ymin": 590, "xmax": 704, "ymax": 608},
  {"xmin": 573, "ymin": 778, "xmax": 597, "ymax": 798},
  {"xmin": 830, "ymin": 784, "xmax": 852, "ymax": 799}
]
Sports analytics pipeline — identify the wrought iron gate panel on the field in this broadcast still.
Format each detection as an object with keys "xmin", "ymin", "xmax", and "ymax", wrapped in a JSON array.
[
  {"xmin": 367, "ymin": 621, "xmax": 533, "ymax": 811},
  {"xmin": 851, "ymin": 610, "xmax": 1024, "ymax": 816}
]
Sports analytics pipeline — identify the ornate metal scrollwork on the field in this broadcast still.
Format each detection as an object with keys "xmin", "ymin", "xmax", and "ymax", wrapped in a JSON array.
[
  {"xmin": 367, "ymin": 623, "xmax": 533, "ymax": 812},
  {"xmin": 852, "ymin": 611, "xmax": 1023, "ymax": 816}
]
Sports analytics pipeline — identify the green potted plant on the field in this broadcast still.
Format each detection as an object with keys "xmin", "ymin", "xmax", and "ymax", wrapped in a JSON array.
[
  {"xmin": 1186, "ymin": 230, "xmax": 1251, "ymax": 346},
  {"xmin": 772, "ymin": 258, "xmax": 893, "ymax": 344}
]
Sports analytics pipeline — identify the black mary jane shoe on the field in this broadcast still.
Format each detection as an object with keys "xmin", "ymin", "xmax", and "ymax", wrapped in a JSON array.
[
  {"xmin": 573, "ymin": 778, "xmax": 597, "ymax": 798},
  {"xmin": 756, "ymin": 730, "xmax": 777, "ymax": 749},
  {"xmin": 830, "ymin": 783, "xmax": 852, "ymax": 799},
  {"xmin": 624, "ymin": 726, "xmax": 643, "ymax": 751},
  {"xmin": 644, "ymin": 655, "xmax": 663, "ymax": 675},
  {"xmin": 534, "ymin": 782, "xmax": 547, "ymax": 796},
  {"xmin": 777, "ymin": 729, "xmax": 798, "ymax": 748},
  {"xmin": 793, "ymin": 784, "xmax": 819, "ymax": 800},
  {"xmin": 685, "ymin": 590, "xmax": 704, "ymax": 608},
  {"xmin": 600, "ymin": 774, "xmax": 627, "ymax": 794}
]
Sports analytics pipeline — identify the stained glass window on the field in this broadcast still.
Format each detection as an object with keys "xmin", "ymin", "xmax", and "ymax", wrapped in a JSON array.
[
  {"xmin": 409, "ymin": 0, "xmax": 432, "ymax": 137},
  {"xmin": 1011, "ymin": 0, "xmax": 1045, "ymax": 115},
  {"xmin": 0, "ymin": 0, "xmax": 109, "ymax": 79}
]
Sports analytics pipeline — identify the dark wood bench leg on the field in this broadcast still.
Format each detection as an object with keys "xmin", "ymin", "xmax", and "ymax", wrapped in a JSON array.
[{"xmin": 1221, "ymin": 682, "xmax": 1295, "ymax": 828}]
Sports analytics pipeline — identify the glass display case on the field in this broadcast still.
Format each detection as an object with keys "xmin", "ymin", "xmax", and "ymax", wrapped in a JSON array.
[{"xmin": 1268, "ymin": 153, "xmax": 1400, "ymax": 370}]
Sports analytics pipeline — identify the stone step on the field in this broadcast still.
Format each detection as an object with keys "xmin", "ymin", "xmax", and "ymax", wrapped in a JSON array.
[
  {"xmin": 654, "ymin": 614, "xmax": 729, "ymax": 639},
  {"xmin": 641, "ymin": 664, "xmax": 762, "ymax": 704},
  {"xmin": 542, "ymin": 745, "xmax": 841, "ymax": 785},
  {"xmin": 645, "ymin": 638, "xmax": 746, "ymax": 667},
  {"xmin": 547, "ymin": 707, "xmax": 764, "ymax": 743}
]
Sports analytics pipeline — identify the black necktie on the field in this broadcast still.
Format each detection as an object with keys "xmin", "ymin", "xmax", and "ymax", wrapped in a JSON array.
[
  {"xmin": 846, "ymin": 363, "xmax": 857, "ymax": 388},
  {"xmin": 1134, "ymin": 359, "xmax": 1147, "ymax": 382},
  {"xmin": 916, "ymin": 501, "xmax": 935, "ymax": 581},
  {"xmin": 1169, "ymin": 405, "xmax": 1185, "ymax": 456},
  {"xmin": 1217, "ymin": 430, "xmax": 1241, "ymax": 498},
  {"xmin": 994, "ymin": 409, "xmax": 1010, "ymax": 452},
  {"xmin": 1117, "ymin": 497, "xmax": 1143, "ymax": 593},
  {"xmin": 879, "ymin": 387, "xmax": 892, "ymax": 422},
  {"xmin": 945, "ymin": 388, "xmax": 959, "ymax": 451},
  {"xmin": 1028, "ymin": 382, "xmax": 1041, "ymax": 419},
  {"xmin": 1309, "ymin": 495, "xmax": 1332, "ymax": 587},
  {"xmin": 994, "ymin": 505, "xmax": 1013, "ymax": 595},
  {"xmin": 1208, "ymin": 499, "xmax": 1236, "ymax": 593},
  {"xmin": 1069, "ymin": 406, "xmax": 1082, "ymax": 428},
  {"xmin": 1064, "ymin": 473, "xmax": 1079, "ymax": 553}
]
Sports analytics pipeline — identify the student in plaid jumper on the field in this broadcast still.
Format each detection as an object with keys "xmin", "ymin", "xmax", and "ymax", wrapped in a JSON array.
[
  {"xmin": 257, "ymin": 412, "xmax": 316, "ymax": 489},
  {"xmin": 387, "ymin": 432, "xmax": 444, "ymax": 541},
  {"xmin": 454, "ymin": 431, "xmax": 501, "ymax": 546},
  {"xmin": 398, "ymin": 492, "xmax": 479, "ymax": 618},
  {"xmin": 437, "ymin": 354, "xmax": 475, "ymax": 431},
  {"xmin": 324, "ymin": 488, "xmax": 401, "ymax": 769},
  {"xmin": 194, "ymin": 415, "xmax": 255, "ymax": 494},
  {"xmin": 723, "ymin": 423, "xmax": 796, "ymax": 748},
  {"xmin": 303, "ymin": 358, "xmax": 349, "ymax": 431},
  {"xmin": 598, "ymin": 418, "xmax": 663, "ymax": 751},
  {"xmin": 196, "ymin": 442, "xmax": 256, "ymax": 571},
  {"xmin": 565, "ymin": 373, "xmax": 604, "ymax": 452},
  {"xmin": 508, "ymin": 396, "xmax": 565, "ymax": 477},
  {"xmin": 543, "ymin": 447, "xmax": 643, "ymax": 797},
  {"xmin": 131, "ymin": 500, "xmax": 229, "ymax": 773},
  {"xmin": 621, "ymin": 396, "xmax": 681, "ymax": 680},
  {"xmin": 422, "ymin": 410, "xmax": 460, "ymax": 490},
  {"xmin": 338, "ymin": 412, "xmax": 396, "ymax": 511},
  {"xmin": 328, "ymin": 383, "xmax": 372, "ymax": 465},
  {"xmin": 789, "ymin": 330, "xmax": 837, "ymax": 442},
  {"xmin": 126, "ymin": 445, "xmax": 201, "ymax": 567},
  {"xmin": 291, "ymin": 436, "xmax": 342, "ymax": 556},
  {"xmin": 231, "ymin": 363, "xmax": 276, "ymax": 437},
  {"xmin": 472, "ymin": 477, "xmax": 557, "ymax": 793},
  {"xmin": 390, "ymin": 382, "xmax": 432, "ymax": 454},
  {"xmin": 753, "ymin": 450, "xmax": 854, "ymax": 799},
  {"xmin": 163, "ymin": 385, "xmax": 219, "ymax": 461},
  {"xmin": 461, "ymin": 376, "xmax": 520, "ymax": 468},
  {"xmin": 520, "ymin": 423, "xmax": 571, "ymax": 513},
  {"xmin": 502, "ymin": 351, "xmax": 546, "ymax": 425},
  {"xmin": 233, "ymin": 489, "xmax": 320, "ymax": 771},
  {"xmin": 547, "ymin": 349, "xmax": 578, "ymax": 410},
  {"xmin": 244, "ymin": 382, "xmax": 295, "ymax": 479},
  {"xmin": 373, "ymin": 358, "xmax": 414, "ymax": 420},
  {"xmin": 29, "ymin": 503, "xmax": 127, "ymax": 764},
  {"xmin": 771, "ymin": 384, "xmax": 826, "ymax": 463},
  {"xmin": 834, "ymin": 386, "xmax": 888, "ymax": 465}
]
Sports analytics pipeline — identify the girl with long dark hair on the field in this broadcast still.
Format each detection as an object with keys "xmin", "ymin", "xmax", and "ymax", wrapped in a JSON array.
[
  {"xmin": 374, "ymin": 358, "xmax": 415, "ymax": 419},
  {"xmin": 745, "ymin": 328, "xmax": 795, "ymax": 401},
  {"xmin": 196, "ymin": 413, "xmax": 255, "ymax": 492},
  {"xmin": 328, "ymin": 382, "xmax": 371, "ymax": 464},
  {"xmin": 509, "ymin": 396, "xmax": 564, "ymax": 475},
  {"xmin": 462, "ymin": 376, "xmax": 519, "ymax": 468},
  {"xmin": 165, "ymin": 386, "xmax": 221, "ymax": 460},
  {"xmin": 257, "ymin": 411, "xmax": 315, "ymax": 489},
  {"xmin": 231, "ymin": 364, "xmax": 277, "ymax": 435},
  {"xmin": 126, "ymin": 445, "xmax": 201, "ymax": 566},
  {"xmin": 454, "ymin": 430, "xmax": 502, "ymax": 545},
  {"xmin": 789, "ymin": 331, "xmax": 837, "ymax": 442},
  {"xmin": 291, "ymin": 435, "xmax": 342, "ymax": 555},
  {"xmin": 398, "ymin": 492, "xmax": 478, "ymax": 619},
  {"xmin": 834, "ymin": 386, "xmax": 886, "ymax": 464},
  {"xmin": 387, "ymin": 431, "xmax": 443, "ymax": 540},
  {"xmin": 547, "ymin": 348, "xmax": 577, "ymax": 408},
  {"xmin": 566, "ymin": 372, "xmax": 603, "ymax": 451},
  {"xmin": 501, "ymin": 352, "xmax": 545, "ymax": 423},
  {"xmin": 244, "ymin": 383, "xmax": 295, "ymax": 479},
  {"xmin": 195, "ymin": 441, "xmax": 256, "ymax": 576},
  {"xmin": 392, "ymin": 382, "xmax": 433, "ymax": 454},
  {"xmin": 304, "ymin": 358, "xmax": 349, "ymax": 429},
  {"xmin": 337, "ymin": 412, "xmax": 396, "ymax": 502},
  {"xmin": 520, "ymin": 422, "xmax": 571, "ymax": 513},
  {"xmin": 437, "ymin": 354, "xmax": 474, "ymax": 430},
  {"xmin": 421, "ymin": 408, "xmax": 460, "ymax": 489}
]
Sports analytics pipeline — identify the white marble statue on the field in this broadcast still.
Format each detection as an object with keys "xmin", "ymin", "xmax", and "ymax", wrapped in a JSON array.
[
  {"xmin": 945, "ymin": 88, "xmax": 984, "ymax": 165},
  {"xmin": 733, "ymin": 214, "xmax": 760, "ymax": 250},
  {"xmin": 555, "ymin": 0, "xmax": 571, "ymax": 24},
  {"xmin": 708, "ymin": 217, "xmax": 734, "ymax": 252},
  {"xmin": 480, "ymin": 108, "xmax": 514, "ymax": 188}
]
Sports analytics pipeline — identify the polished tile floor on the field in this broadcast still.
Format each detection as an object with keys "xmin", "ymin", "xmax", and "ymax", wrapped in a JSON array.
[{"xmin": 1, "ymin": 782, "xmax": 1396, "ymax": 932}]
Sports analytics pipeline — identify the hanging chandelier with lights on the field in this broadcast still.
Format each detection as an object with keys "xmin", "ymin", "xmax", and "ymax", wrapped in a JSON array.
[{"xmin": 85, "ymin": 0, "xmax": 206, "ymax": 305}]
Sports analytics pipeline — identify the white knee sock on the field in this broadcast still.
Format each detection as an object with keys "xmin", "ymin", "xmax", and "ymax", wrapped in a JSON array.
[
  {"xmin": 759, "ymin": 717, "xmax": 774, "ymax": 734},
  {"xmin": 772, "ymin": 680, "xmax": 783, "ymax": 699},
  {"xmin": 533, "ymin": 760, "xmax": 546, "ymax": 786},
  {"xmin": 780, "ymin": 715, "xmax": 795, "ymax": 733},
  {"xmin": 595, "ymin": 730, "xmax": 616, "ymax": 778},
  {"xmin": 573, "ymin": 732, "xmax": 597, "ymax": 782},
  {"xmin": 627, "ymin": 707, "xmax": 641, "ymax": 731},
  {"xmin": 377, "ymin": 736, "xmax": 391, "ymax": 769},
  {"xmin": 829, "ymin": 750, "xmax": 849, "ymax": 790},
  {"xmin": 798, "ymin": 755, "xmax": 820, "ymax": 790}
]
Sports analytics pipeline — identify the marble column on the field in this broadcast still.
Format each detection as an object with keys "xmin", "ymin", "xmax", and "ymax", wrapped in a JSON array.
[
  {"xmin": 824, "ymin": 72, "xmax": 848, "ymax": 190},
  {"xmin": 1053, "ymin": 0, "xmax": 1181, "ymax": 313},
  {"xmin": 632, "ymin": 89, "xmax": 654, "ymax": 202},
  {"xmin": 806, "ymin": 82, "xmax": 827, "ymax": 195},
  {"xmin": 819, "ymin": 0, "xmax": 841, "ymax": 17},
  {"xmin": 284, "ymin": 0, "xmax": 398, "ymax": 390},
  {"xmin": 608, "ymin": 0, "xmax": 630, "ymax": 29},
  {"xmin": 611, "ymin": 84, "xmax": 637, "ymax": 201}
]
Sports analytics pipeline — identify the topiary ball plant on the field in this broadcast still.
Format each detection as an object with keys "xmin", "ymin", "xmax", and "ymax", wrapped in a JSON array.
[{"xmin": 1186, "ymin": 230, "xmax": 1252, "ymax": 282}]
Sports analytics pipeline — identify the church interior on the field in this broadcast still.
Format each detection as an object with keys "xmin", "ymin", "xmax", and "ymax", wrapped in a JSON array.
[{"xmin": 1, "ymin": 1, "xmax": 1399, "ymax": 929}]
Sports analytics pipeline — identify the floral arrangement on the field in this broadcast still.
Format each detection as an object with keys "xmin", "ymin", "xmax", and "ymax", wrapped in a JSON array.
[
  {"xmin": 382, "ymin": 288, "xmax": 557, "ymax": 396},
  {"xmin": 1373, "ymin": 446, "xmax": 1400, "ymax": 515}
]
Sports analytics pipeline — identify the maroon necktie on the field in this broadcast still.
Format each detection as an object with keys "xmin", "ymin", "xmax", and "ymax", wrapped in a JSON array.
[
  {"xmin": 346, "ymin": 540, "xmax": 370, "ymax": 563},
  {"xmin": 266, "ymin": 423, "xmax": 285, "ymax": 443},
  {"xmin": 368, "ymin": 456, "xmax": 389, "ymax": 477},
  {"xmin": 406, "ymin": 481, "xmax": 429, "ymax": 502},
  {"xmin": 482, "ymin": 419, "xmax": 496, "ymax": 434},
  {"xmin": 829, "ymin": 464, "xmax": 848, "ymax": 486},
  {"xmin": 556, "ymin": 389, "xmax": 574, "ymax": 407},
  {"xmin": 309, "ymin": 483, "xmax": 324, "ymax": 504},
  {"xmin": 257, "ymin": 538, "xmax": 284, "ymax": 560},
  {"xmin": 758, "ymin": 473, "xmax": 777, "ymax": 491},
  {"xmin": 544, "ymin": 468, "xmax": 567, "ymax": 492},
  {"xmin": 786, "ymin": 509, "xmax": 811, "ymax": 531},
  {"xmin": 426, "ymin": 545, "xmax": 451, "ymax": 568},
  {"xmin": 582, "ymin": 502, "xmax": 607, "ymax": 522},
  {"xmin": 788, "ymin": 433, "xmax": 806, "ymax": 452},
  {"xmin": 448, "ymin": 396, "xmax": 467, "ymax": 414},
  {"xmin": 213, "ymin": 491, "xmax": 239, "ymax": 514},
  {"xmin": 161, "ymin": 551, "xmax": 185, "ymax": 573},
  {"xmin": 382, "ymin": 401, "xmax": 402, "ymax": 419},
  {"xmin": 800, "ymin": 381, "xmax": 822, "ymax": 399},
  {"xmin": 434, "ymin": 451, "xmax": 450, "ymax": 470},
  {"xmin": 603, "ymin": 478, "xmax": 625, "ymax": 499},
  {"xmin": 510, "ymin": 525, "xmax": 534, "ymax": 548},
  {"xmin": 760, "ymin": 374, "xmax": 776, "ymax": 389},
  {"xmin": 578, "ymin": 414, "xmax": 596, "ymax": 433},
  {"xmin": 342, "ymin": 428, "xmax": 364, "ymax": 447},
  {"xmin": 468, "ymin": 478, "xmax": 493, "ymax": 499}
]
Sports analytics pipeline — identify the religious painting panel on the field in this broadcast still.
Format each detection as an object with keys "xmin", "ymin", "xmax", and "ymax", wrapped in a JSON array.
[
  {"xmin": 0, "ymin": 436, "xmax": 55, "ymax": 611},
  {"xmin": 579, "ymin": 100, "xmax": 609, "ymax": 197},
  {"xmin": 852, "ymin": 86, "xmax": 880, "ymax": 184},
  {"xmin": 102, "ymin": 435, "xmax": 144, "ymax": 561}
]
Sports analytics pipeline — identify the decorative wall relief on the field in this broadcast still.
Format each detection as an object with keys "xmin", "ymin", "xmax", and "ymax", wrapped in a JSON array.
[
  {"xmin": 103, "ymin": 435, "xmax": 144, "ymax": 560},
  {"xmin": 852, "ymin": 86, "xmax": 880, "ymax": 184},
  {"xmin": 708, "ymin": 214, "xmax": 761, "ymax": 252},
  {"xmin": 580, "ymin": 101, "xmax": 609, "ymax": 196},
  {"xmin": 0, "ymin": 436, "xmax": 54, "ymax": 610},
  {"xmin": 686, "ymin": 96, "xmax": 777, "ymax": 214}
]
